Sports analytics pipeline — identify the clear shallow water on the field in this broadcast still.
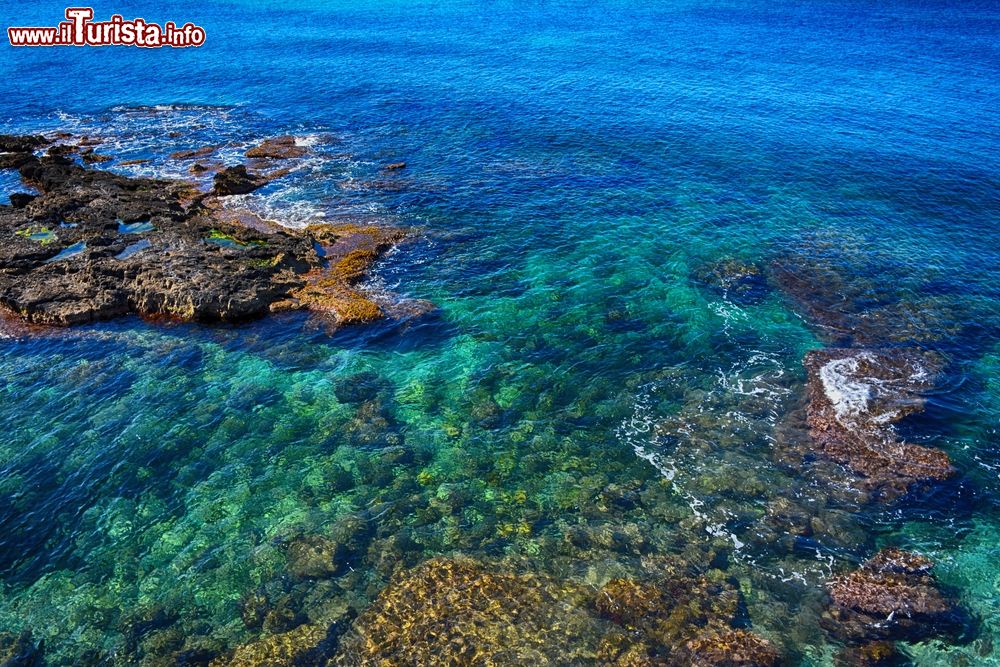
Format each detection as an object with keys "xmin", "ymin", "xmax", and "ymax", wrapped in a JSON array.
[{"xmin": 1, "ymin": 0, "xmax": 999, "ymax": 664}]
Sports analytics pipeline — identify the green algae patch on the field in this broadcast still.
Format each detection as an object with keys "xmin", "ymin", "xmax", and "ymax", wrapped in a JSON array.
[
  {"xmin": 205, "ymin": 229, "xmax": 266, "ymax": 251},
  {"xmin": 15, "ymin": 226, "xmax": 57, "ymax": 245}
]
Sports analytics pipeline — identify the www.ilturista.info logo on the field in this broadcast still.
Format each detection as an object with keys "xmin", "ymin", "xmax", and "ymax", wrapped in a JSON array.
[{"xmin": 8, "ymin": 8, "xmax": 206, "ymax": 48}]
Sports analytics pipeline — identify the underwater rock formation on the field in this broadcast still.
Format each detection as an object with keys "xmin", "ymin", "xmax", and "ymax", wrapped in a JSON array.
[
  {"xmin": 823, "ymin": 548, "xmax": 969, "ymax": 644},
  {"xmin": 333, "ymin": 371, "xmax": 387, "ymax": 404},
  {"xmin": 802, "ymin": 348, "xmax": 953, "ymax": 501},
  {"xmin": 674, "ymin": 629, "xmax": 780, "ymax": 667},
  {"xmin": 0, "ymin": 134, "xmax": 411, "ymax": 327},
  {"xmin": 593, "ymin": 575, "xmax": 778, "ymax": 665},
  {"xmin": 286, "ymin": 535, "xmax": 345, "ymax": 580},
  {"xmin": 0, "ymin": 630, "xmax": 43, "ymax": 666},
  {"xmin": 770, "ymin": 243, "xmax": 963, "ymax": 347},
  {"xmin": 209, "ymin": 615, "xmax": 353, "ymax": 667},
  {"xmin": 694, "ymin": 258, "xmax": 770, "ymax": 306},
  {"xmin": 332, "ymin": 557, "xmax": 606, "ymax": 666}
]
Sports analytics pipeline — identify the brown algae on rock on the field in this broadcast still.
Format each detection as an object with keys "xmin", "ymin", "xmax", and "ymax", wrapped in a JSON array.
[
  {"xmin": 800, "ymin": 348, "xmax": 954, "ymax": 501},
  {"xmin": 332, "ymin": 556, "xmax": 606, "ymax": 666}
]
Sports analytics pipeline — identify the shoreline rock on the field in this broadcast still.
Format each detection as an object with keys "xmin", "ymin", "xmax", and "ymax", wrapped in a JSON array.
[{"xmin": 0, "ymin": 134, "xmax": 416, "ymax": 329}]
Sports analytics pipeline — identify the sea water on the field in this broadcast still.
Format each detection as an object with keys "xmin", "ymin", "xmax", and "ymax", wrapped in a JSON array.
[{"xmin": 0, "ymin": 0, "xmax": 998, "ymax": 664}]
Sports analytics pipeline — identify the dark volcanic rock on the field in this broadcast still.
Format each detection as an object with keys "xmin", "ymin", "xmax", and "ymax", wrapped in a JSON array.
[
  {"xmin": 0, "ymin": 134, "xmax": 48, "ymax": 153},
  {"xmin": 823, "ymin": 548, "xmax": 970, "ymax": 644},
  {"xmin": 7, "ymin": 193, "xmax": 35, "ymax": 209},
  {"xmin": 0, "ymin": 135, "xmax": 412, "ymax": 328},
  {"xmin": 802, "ymin": 348, "xmax": 953, "ymax": 501},
  {"xmin": 211, "ymin": 165, "xmax": 267, "ymax": 196}
]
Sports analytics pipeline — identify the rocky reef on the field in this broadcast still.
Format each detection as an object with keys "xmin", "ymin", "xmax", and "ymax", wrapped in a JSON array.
[
  {"xmin": 332, "ymin": 557, "xmax": 605, "ymax": 666},
  {"xmin": 693, "ymin": 258, "xmax": 771, "ymax": 306},
  {"xmin": 799, "ymin": 348, "xmax": 954, "ymax": 501},
  {"xmin": 0, "ymin": 134, "xmax": 410, "ymax": 328},
  {"xmin": 0, "ymin": 630, "xmax": 43, "ymax": 666},
  {"xmin": 822, "ymin": 548, "xmax": 970, "ymax": 656},
  {"xmin": 765, "ymin": 238, "xmax": 958, "ymax": 504}
]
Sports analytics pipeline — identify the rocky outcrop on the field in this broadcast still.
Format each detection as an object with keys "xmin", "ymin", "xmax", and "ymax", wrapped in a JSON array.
[
  {"xmin": 823, "ymin": 548, "xmax": 969, "ymax": 645},
  {"xmin": 802, "ymin": 348, "xmax": 953, "ymax": 501},
  {"xmin": 211, "ymin": 165, "xmax": 268, "ymax": 195},
  {"xmin": 245, "ymin": 136, "xmax": 307, "ymax": 160},
  {"xmin": 0, "ymin": 135, "xmax": 414, "ymax": 328}
]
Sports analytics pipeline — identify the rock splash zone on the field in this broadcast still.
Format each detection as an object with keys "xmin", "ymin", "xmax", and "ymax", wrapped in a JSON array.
[
  {"xmin": 803, "ymin": 348, "xmax": 954, "ymax": 501},
  {"xmin": 0, "ymin": 133, "xmax": 416, "ymax": 328}
]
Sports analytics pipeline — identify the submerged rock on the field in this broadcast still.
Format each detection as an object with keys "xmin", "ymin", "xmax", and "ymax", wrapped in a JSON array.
[
  {"xmin": 0, "ymin": 630, "xmax": 43, "ymax": 667},
  {"xmin": 332, "ymin": 557, "xmax": 606, "ymax": 665},
  {"xmin": 674, "ymin": 629, "xmax": 780, "ymax": 667},
  {"xmin": 595, "ymin": 575, "xmax": 742, "ymax": 652},
  {"xmin": 0, "ymin": 135, "xmax": 415, "ymax": 327},
  {"xmin": 770, "ymin": 242, "xmax": 963, "ymax": 347},
  {"xmin": 833, "ymin": 641, "xmax": 905, "ymax": 666},
  {"xmin": 694, "ymin": 258, "xmax": 770, "ymax": 306},
  {"xmin": 823, "ymin": 548, "xmax": 970, "ymax": 644},
  {"xmin": 802, "ymin": 348, "xmax": 953, "ymax": 500},
  {"xmin": 333, "ymin": 371, "xmax": 386, "ymax": 404},
  {"xmin": 209, "ymin": 616, "xmax": 352, "ymax": 667},
  {"xmin": 286, "ymin": 534, "xmax": 345, "ymax": 580}
]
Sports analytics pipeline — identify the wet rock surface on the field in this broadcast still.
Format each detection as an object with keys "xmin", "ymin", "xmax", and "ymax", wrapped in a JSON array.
[
  {"xmin": 211, "ymin": 165, "xmax": 269, "ymax": 196},
  {"xmin": 245, "ymin": 135, "xmax": 307, "ymax": 160},
  {"xmin": 823, "ymin": 548, "xmax": 970, "ymax": 645},
  {"xmin": 799, "ymin": 348, "xmax": 953, "ymax": 501},
  {"xmin": 0, "ymin": 134, "xmax": 412, "ymax": 328}
]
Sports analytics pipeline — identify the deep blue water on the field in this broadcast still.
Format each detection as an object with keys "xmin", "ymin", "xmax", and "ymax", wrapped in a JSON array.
[{"xmin": 1, "ymin": 1, "xmax": 999, "ymax": 664}]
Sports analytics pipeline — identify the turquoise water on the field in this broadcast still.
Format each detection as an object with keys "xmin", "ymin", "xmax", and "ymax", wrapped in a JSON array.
[{"xmin": 1, "ymin": 0, "xmax": 999, "ymax": 664}]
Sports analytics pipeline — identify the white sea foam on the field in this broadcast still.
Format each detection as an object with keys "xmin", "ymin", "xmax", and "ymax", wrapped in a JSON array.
[{"xmin": 819, "ymin": 354, "xmax": 872, "ymax": 424}]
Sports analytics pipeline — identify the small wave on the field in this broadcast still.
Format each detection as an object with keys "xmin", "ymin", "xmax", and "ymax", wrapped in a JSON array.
[
  {"xmin": 819, "ymin": 354, "xmax": 872, "ymax": 424},
  {"xmin": 108, "ymin": 103, "xmax": 235, "ymax": 113},
  {"xmin": 219, "ymin": 192, "xmax": 325, "ymax": 229}
]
